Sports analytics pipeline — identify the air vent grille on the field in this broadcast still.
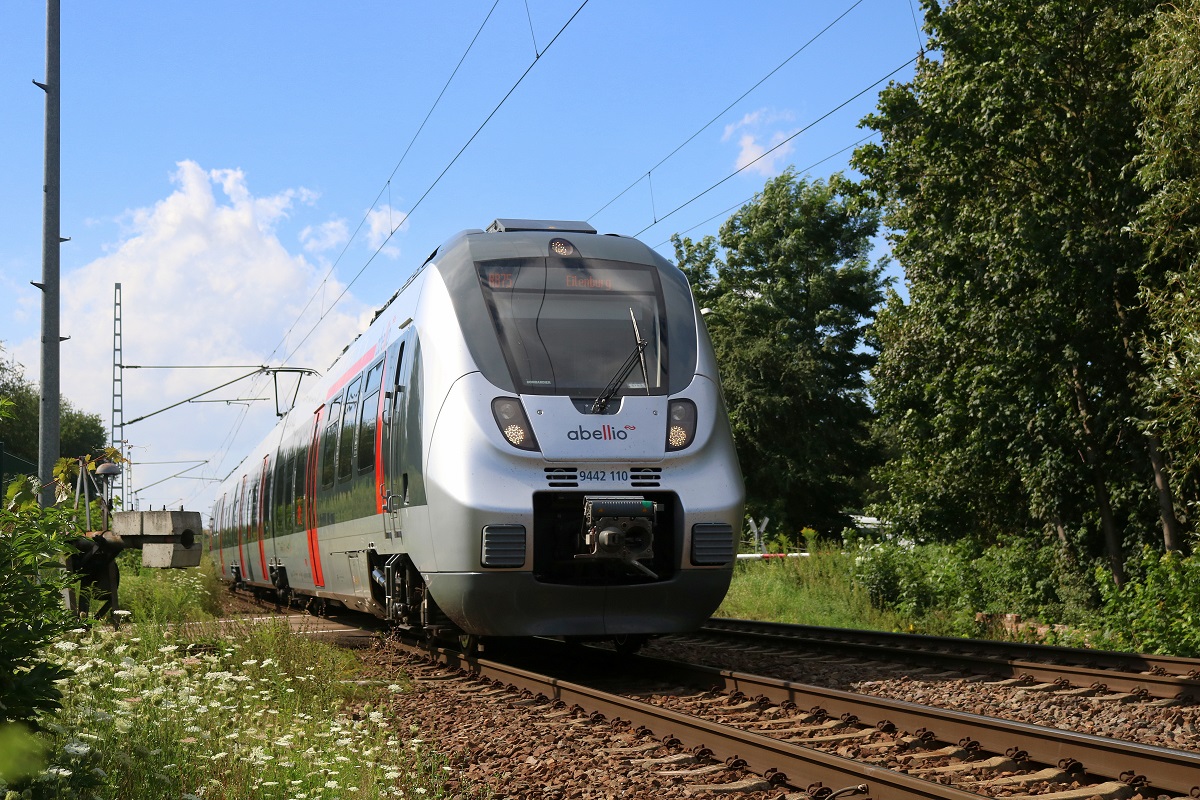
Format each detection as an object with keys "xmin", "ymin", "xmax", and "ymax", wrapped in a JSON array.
[
  {"xmin": 691, "ymin": 523, "xmax": 735, "ymax": 566},
  {"xmin": 630, "ymin": 467, "xmax": 662, "ymax": 487},
  {"xmin": 481, "ymin": 525, "xmax": 526, "ymax": 568},
  {"xmin": 544, "ymin": 468, "xmax": 579, "ymax": 487}
]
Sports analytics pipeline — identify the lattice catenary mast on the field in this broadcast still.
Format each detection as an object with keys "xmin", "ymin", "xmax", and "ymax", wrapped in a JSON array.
[{"xmin": 111, "ymin": 282, "xmax": 126, "ymax": 506}]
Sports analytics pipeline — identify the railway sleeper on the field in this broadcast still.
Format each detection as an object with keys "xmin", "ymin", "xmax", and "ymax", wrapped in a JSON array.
[
  {"xmin": 656, "ymin": 763, "xmax": 730, "ymax": 778},
  {"xmin": 1010, "ymin": 782, "xmax": 1134, "ymax": 800},
  {"xmin": 970, "ymin": 765, "xmax": 1071, "ymax": 787},
  {"xmin": 746, "ymin": 712, "xmax": 824, "ymax": 729},
  {"xmin": 909, "ymin": 754, "xmax": 1020, "ymax": 776},
  {"xmin": 800, "ymin": 728, "xmax": 877, "ymax": 744},
  {"xmin": 681, "ymin": 778, "xmax": 772, "ymax": 795},
  {"xmin": 892, "ymin": 744, "xmax": 972, "ymax": 762},
  {"xmin": 631, "ymin": 752, "xmax": 697, "ymax": 767}
]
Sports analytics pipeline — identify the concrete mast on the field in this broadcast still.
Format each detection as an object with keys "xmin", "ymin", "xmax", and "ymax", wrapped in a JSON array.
[{"xmin": 36, "ymin": 0, "xmax": 62, "ymax": 508}]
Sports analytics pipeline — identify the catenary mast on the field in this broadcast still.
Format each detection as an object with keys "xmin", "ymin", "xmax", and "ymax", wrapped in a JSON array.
[{"xmin": 36, "ymin": 0, "xmax": 61, "ymax": 507}]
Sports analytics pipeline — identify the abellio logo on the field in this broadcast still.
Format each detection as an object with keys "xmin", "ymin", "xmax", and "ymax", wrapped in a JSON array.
[{"xmin": 568, "ymin": 424, "xmax": 635, "ymax": 441}]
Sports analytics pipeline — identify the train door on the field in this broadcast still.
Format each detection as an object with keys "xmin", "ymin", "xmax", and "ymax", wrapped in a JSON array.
[
  {"xmin": 257, "ymin": 455, "xmax": 271, "ymax": 581},
  {"xmin": 215, "ymin": 494, "xmax": 227, "ymax": 577},
  {"xmin": 237, "ymin": 475, "xmax": 253, "ymax": 582},
  {"xmin": 305, "ymin": 408, "xmax": 326, "ymax": 587},
  {"xmin": 381, "ymin": 333, "xmax": 412, "ymax": 539}
]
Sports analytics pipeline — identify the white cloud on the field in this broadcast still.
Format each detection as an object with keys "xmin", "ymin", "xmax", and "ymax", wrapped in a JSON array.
[
  {"xmin": 13, "ymin": 160, "xmax": 370, "ymax": 511},
  {"xmin": 722, "ymin": 108, "xmax": 797, "ymax": 177},
  {"xmin": 734, "ymin": 132, "xmax": 796, "ymax": 176},
  {"xmin": 300, "ymin": 219, "xmax": 350, "ymax": 253},
  {"xmin": 722, "ymin": 110, "xmax": 767, "ymax": 141},
  {"xmin": 365, "ymin": 205, "xmax": 408, "ymax": 259}
]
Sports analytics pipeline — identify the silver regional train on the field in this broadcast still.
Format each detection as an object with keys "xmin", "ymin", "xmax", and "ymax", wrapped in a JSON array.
[{"xmin": 208, "ymin": 219, "xmax": 744, "ymax": 648}]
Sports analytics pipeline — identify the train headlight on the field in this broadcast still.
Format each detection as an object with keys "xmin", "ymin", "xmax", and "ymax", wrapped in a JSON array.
[
  {"xmin": 548, "ymin": 237, "xmax": 576, "ymax": 257},
  {"xmin": 491, "ymin": 397, "xmax": 540, "ymax": 452},
  {"xmin": 665, "ymin": 399, "xmax": 697, "ymax": 451}
]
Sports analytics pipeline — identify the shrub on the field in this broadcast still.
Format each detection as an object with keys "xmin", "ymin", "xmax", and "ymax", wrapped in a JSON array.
[
  {"xmin": 1093, "ymin": 546, "xmax": 1200, "ymax": 656},
  {"xmin": 0, "ymin": 478, "xmax": 79, "ymax": 727},
  {"xmin": 850, "ymin": 535, "xmax": 1101, "ymax": 636}
]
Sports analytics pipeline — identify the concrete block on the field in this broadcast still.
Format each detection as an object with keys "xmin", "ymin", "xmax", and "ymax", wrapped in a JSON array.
[
  {"xmin": 110, "ymin": 510, "xmax": 204, "ymax": 569},
  {"xmin": 142, "ymin": 541, "xmax": 203, "ymax": 569}
]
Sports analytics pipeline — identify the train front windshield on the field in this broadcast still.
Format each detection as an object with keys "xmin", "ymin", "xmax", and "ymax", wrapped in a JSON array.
[{"xmin": 476, "ymin": 257, "xmax": 669, "ymax": 398}]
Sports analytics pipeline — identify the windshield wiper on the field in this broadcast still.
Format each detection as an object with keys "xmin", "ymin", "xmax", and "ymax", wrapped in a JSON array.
[{"xmin": 591, "ymin": 309, "xmax": 651, "ymax": 414}]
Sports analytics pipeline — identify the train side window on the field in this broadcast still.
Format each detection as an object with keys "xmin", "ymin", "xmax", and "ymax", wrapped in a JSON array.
[
  {"xmin": 384, "ymin": 343, "xmax": 406, "ymax": 424},
  {"xmin": 338, "ymin": 377, "xmax": 362, "ymax": 482},
  {"xmin": 321, "ymin": 396, "xmax": 342, "ymax": 489},
  {"xmin": 358, "ymin": 360, "xmax": 384, "ymax": 473}
]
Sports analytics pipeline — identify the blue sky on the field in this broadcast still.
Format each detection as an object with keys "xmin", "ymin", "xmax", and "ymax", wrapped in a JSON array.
[{"xmin": 0, "ymin": 1, "xmax": 920, "ymax": 513}]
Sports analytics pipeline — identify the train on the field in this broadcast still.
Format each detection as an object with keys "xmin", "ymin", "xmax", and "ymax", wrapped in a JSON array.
[{"xmin": 207, "ymin": 219, "xmax": 744, "ymax": 650}]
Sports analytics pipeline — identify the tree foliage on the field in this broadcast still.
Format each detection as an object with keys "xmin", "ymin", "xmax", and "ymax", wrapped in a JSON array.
[
  {"xmin": 674, "ymin": 170, "xmax": 886, "ymax": 538},
  {"xmin": 853, "ymin": 0, "xmax": 1185, "ymax": 579},
  {"xmin": 0, "ymin": 343, "xmax": 107, "ymax": 467},
  {"xmin": 1133, "ymin": 0, "xmax": 1200, "ymax": 526}
]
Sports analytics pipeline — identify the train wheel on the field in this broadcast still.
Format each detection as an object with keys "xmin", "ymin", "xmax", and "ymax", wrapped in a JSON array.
[{"xmin": 458, "ymin": 634, "xmax": 480, "ymax": 657}]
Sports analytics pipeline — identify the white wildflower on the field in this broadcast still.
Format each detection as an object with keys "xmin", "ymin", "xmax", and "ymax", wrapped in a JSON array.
[{"xmin": 63, "ymin": 741, "xmax": 91, "ymax": 757}]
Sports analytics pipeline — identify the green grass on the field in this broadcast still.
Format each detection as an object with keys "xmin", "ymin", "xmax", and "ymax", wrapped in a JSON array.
[
  {"xmin": 2, "ymin": 557, "xmax": 490, "ymax": 800},
  {"xmin": 8, "ymin": 619, "xmax": 488, "ymax": 800},
  {"xmin": 717, "ymin": 550, "xmax": 904, "ymax": 631},
  {"xmin": 110, "ymin": 552, "xmax": 225, "ymax": 625}
]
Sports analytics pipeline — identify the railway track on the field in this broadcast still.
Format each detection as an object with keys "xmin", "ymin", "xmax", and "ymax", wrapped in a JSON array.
[
  {"xmin": 223, "ymin": 596, "xmax": 1199, "ymax": 797},
  {"xmin": 698, "ymin": 618, "xmax": 1200, "ymax": 702},
  {"xmin": 386, "ymin": 634, "xmax": 1200, "ymax": 799}
]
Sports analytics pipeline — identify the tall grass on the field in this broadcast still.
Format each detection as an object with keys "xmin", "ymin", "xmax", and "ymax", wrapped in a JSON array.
[
  {"xmin": 717, "ymin": 547, "xmax": 902, "ymax": 631},
  {"xmin": 113, "ymin": 552, "xmax": 224, "ymax": 624}
]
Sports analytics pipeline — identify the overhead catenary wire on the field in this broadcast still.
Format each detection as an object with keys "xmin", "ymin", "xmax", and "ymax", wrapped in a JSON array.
[
  {"xmin": 165, "ymin": 4, "xmax": 903, "ymax": 512},
  {"xmin": 588, "ymin": 0, "xmax": 866, "ymax": 223},
  {"xmin": 635, "ymin": 56, "xmax": 917, "ymax": 238},
  {"xmin": 279, "ymin": 0, "xmax": 590, "ymax": 367},
  {"xmin": 185, "ymin": 2, "xmax": 589, "ymax": 511},
  {"xmin": 652, "ymin": 127, "xmax": 887, "ymax": 251},
  {"xmin": 260, "ymin": 0, "xmax": 502, "ymax": 373},
  {"xmin": 196, "ymin": 0, "xmax": 506, "ymax": 501}
]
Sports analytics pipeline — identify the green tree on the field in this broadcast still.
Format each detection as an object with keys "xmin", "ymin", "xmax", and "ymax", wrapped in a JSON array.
[
  {"xmin": 854, "ymin": 0, "xmax": 1178, "ymax": 580},
  {"xmin": 674, "ymin": 170, "xmax": 886, "ymax": 538},
  {"xmin": 1133, "ymin": 0, "xmax": 1200, "ymax": 534},
  {"xmin": 0, "ymin": 343, "xmax": 107, "ymax": 467}
]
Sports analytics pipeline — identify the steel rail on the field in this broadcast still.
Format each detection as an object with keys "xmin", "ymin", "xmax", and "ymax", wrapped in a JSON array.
[
  {"xmin": 702, "ymin": 619, "xmax": 1200, "ymax": 701},
  {"xmin": 636, "ymin": 654, "xmax": 1200, "ymax": 797},
  {"xmin": 422, "ymin": 645, "xmax": 988, "ymax": 800}
]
